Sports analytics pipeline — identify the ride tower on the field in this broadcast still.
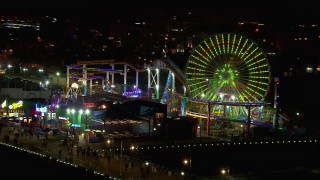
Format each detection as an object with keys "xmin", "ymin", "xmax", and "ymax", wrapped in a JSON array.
[{"xmin": 144, "ymin": 60, "xmax": 167, "ymax": 100}]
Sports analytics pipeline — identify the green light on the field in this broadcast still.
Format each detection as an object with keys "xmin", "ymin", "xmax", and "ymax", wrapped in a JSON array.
[{"xmin": 186, "ymin": 33, "xmax": 270, "ymax": 115}]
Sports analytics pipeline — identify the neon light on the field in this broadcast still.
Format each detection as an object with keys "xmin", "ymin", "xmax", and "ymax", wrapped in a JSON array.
[
  {"xmin": 83, "ymin": 103, "xmax": 95, "ymax": 107},
  {"xmin": 1, "ymin": 100, "xmax": 6, "ymax": 108},
  {"xmin": 36, "ymin": 104, "xmax": 47, "ymax": 113},
  {"xmin": 185, "ymin": 33, "xmax": 270, "ymax": 118},
  {"xmin": 9, "ymin": 100, "xmax": 23, "ymax": 109}
]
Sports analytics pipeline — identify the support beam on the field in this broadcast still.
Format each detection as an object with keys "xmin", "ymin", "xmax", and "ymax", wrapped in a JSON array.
[
  {"xmin": 172, "ymin": 72, "xmax": 175, "ymax": 94},
  {"xmin": 273, "ymin": 77, "xmax": 280, "ymax": 131},
  {"xmin": 66, "ymin": 66, "xmax": 70, "ymax": 89},
  {"xmin": 135, "ymin": 71, "xmax": 139, "ymax": 89},
  {"xmin": 111, "ymin": 64, "xmax": 114, "ymax": 85},
  {"xmin": 89, "ymin": 79, "xmax": 93, "ymax": 95},
  {"xmin": 102, "ymin": 78, "xmax": 104, "ymax": 91},
  {"xmin": 147, "ymin": 68, "xmax": 151, "ymax": 98},
  {"xmin": 207, "ymin": 101, "xmax": 211, "ymax": 136},
  {"xmin": 106, "ymin": 72, "xmax": 109, "ymax": 92},
  {"xmin": 171, "ymin": 72, "xmax": 175, "ymax": 109},
  {"xmin": 147, "ymin": 68, "xmax": 160, "ymax": 99},
  {"xmin": 124, "ymin": 64, "xmax": 127, "ymax": 93},
  {"xmin": 246, "ymin": 105, "xmax": 251, "ymax": 138},
  {"xmin": 156, "ymin": 68, "xmax": 159, "ymax": 99},
  {"xmin": 83, "ymin": 64, "xmax": 87, "ymax": 96}
]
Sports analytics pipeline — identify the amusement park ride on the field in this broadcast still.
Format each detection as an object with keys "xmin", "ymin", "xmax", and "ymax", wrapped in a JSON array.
[{"xmin": 62, "ymin": 33, "xmax": 279, "ymax": 137}]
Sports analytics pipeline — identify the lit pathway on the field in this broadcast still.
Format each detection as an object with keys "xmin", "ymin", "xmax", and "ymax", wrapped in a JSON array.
[{"xmin": 0, "ymin": 126, "xmax": 184, "ymax": 179}]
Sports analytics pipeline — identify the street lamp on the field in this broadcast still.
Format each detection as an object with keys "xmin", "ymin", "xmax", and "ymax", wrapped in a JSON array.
[
  {"xmin": 7, "ymin": 64, "xmax": 12, "ymax": 74},
  {"xmin": 83, "ymin": 109, "xmax": 90, "ymax": 146},
  {"xmin": 79, "ymin": 109, "xmax": 83, "ymax": 129},
  {"xmin": 54, "ymin": 105, "xmax": 62, "ymax": 129},
  {"xmin": 221, "ymin": 167, "xmax": 230, "ymax": 177},
  {"xmin": 106, "ymin": 139, "xmax": 112, "ymax": 174},
  {"xmin": 85, "ymin": 109, "xmax": 89, "ymax": 129},
  {"xmin": 56, "ymin": 72, "xmax": 60, "ymax": 86},
  {"xmin": 45, "ymin": 80, "xmax": 49, "ymax": 88},
  {"xmin": 71, "ymin": 108, "xmax": 75, "ymax": 134},
  {"xmin": 66, "ymin": 108, "xmax": 71, "ymax": 144},
  {"xmin": 183, "ymin": 156, "xmax": 192, "ymax": 175},
  {"xmin": 120, "ymin": 140, "xmax": 123, "ymax": 177},
  {"xmin": 23, "ymin": 68, "xmax": 28, "ymax": 77}
]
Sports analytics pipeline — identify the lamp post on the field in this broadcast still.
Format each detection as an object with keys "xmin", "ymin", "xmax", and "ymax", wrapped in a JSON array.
[
  {"xmin": 221, "ymin": 166, "xmax": 230, "ymax": 177},
  {"xmin": 56, "ymin": 72, "xmax": 60, "ymax": 86},
  {"xmin": 120, "ymin": 140, "xmax": 123, "ymax": 177},
  {"xmin": 7, "ymin": 64, "xmax": 12, "ymax": 74},
  {"xmin": 83, "ymin": 109, "xmax": 90, "ymax": 146},
  {"xmin": 44, "ymin": 99, "xmax": 49, "ymax": 127},
  {"xmin": 66, "ymin": 108, "xmax": 70, "ymax": 144},
  {"xmin": 71, "ymin": 108, "xmax": 75, "ymax": 134},
  {"xmin": 45, "ymin": 80, "xmax": 49, "ymax": 89},
  {"xmin": 23, "ymin": 68, "xmax": 28, "ymax": 77},
  {"xmin": 39, "ymin": 69, "xmax": 43, "ymax": 77},
  {"xmin": 106, "ymin": 139, "xmax": 112, "ymax": 175},
  {"xmin": 183, "ymin": 156, "xmax": 192, "ymax": 176},
  {"xmin": 85, "ymin": 109, "xmax": 89, "ymax": 129},
  {"xmin": 55, "ymin": 104, "xmax": 60, "ymax": 129},
  {"xmin": 79, "ymin": 109, "xmax": 83, "ymax": 129}
]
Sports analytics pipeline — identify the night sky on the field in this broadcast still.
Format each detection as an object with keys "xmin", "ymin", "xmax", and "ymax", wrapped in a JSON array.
[{"xmin": 1, "ymin": 1, "xmax": 319, "ymax": 23}]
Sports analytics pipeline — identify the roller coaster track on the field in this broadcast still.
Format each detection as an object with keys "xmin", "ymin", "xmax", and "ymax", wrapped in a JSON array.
[
  {"xmin": 71, "ymin": 59, "xmax": 273, "ymax": 125},
  {"xmin": 159, "ymin": 57, "xmax": 188, "ymax": 104},
  {"xmin": 161, "ymin": 57, "xmax": 188, "ymax": 86},
  {"xmin": 76, "ymin": 60, "xmax": 146, "ymax": 72}
]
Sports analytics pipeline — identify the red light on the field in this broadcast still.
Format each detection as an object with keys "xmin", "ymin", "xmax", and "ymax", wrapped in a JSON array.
[{"xmin": 255, "ymin": 28, "xmax": 259, "ymax": 32}]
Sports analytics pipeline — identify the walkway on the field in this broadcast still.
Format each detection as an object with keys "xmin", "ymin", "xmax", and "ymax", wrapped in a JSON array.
[{"xmin": 0, "ymin": 125, "xmax": 185, "ymax": 179}]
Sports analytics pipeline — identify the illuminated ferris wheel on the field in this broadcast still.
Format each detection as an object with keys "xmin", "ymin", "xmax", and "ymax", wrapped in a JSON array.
[{"xmin": 186, "ymin": 33, "xmax": 271, "ymax": 110}]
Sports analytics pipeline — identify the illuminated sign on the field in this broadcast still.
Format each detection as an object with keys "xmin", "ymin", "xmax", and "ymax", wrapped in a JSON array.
[
  {"xmin": 8, "ymin": 100, "xmax": 23, "ymax": 109},
  {"xmin": 1, "ymin": 100, "xmax": 6, "ymax": 108},
  {"xmin": 36, "ymin": 104, "xmax": 48, "ymax": 113},
  {"xmin": 83, "ymin": 103, "xmax": 95, "ymax": 107},
  {"xmin": 1, "ymin": 100, "xmax": 23, "ymax": 109},
  {"xmin": 8, "ymin": 109, "xmax": 25, "ymax": 113},
  {"xmin": 58, "ymin": 116, "xmax": 69, "ymax": 120}
]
